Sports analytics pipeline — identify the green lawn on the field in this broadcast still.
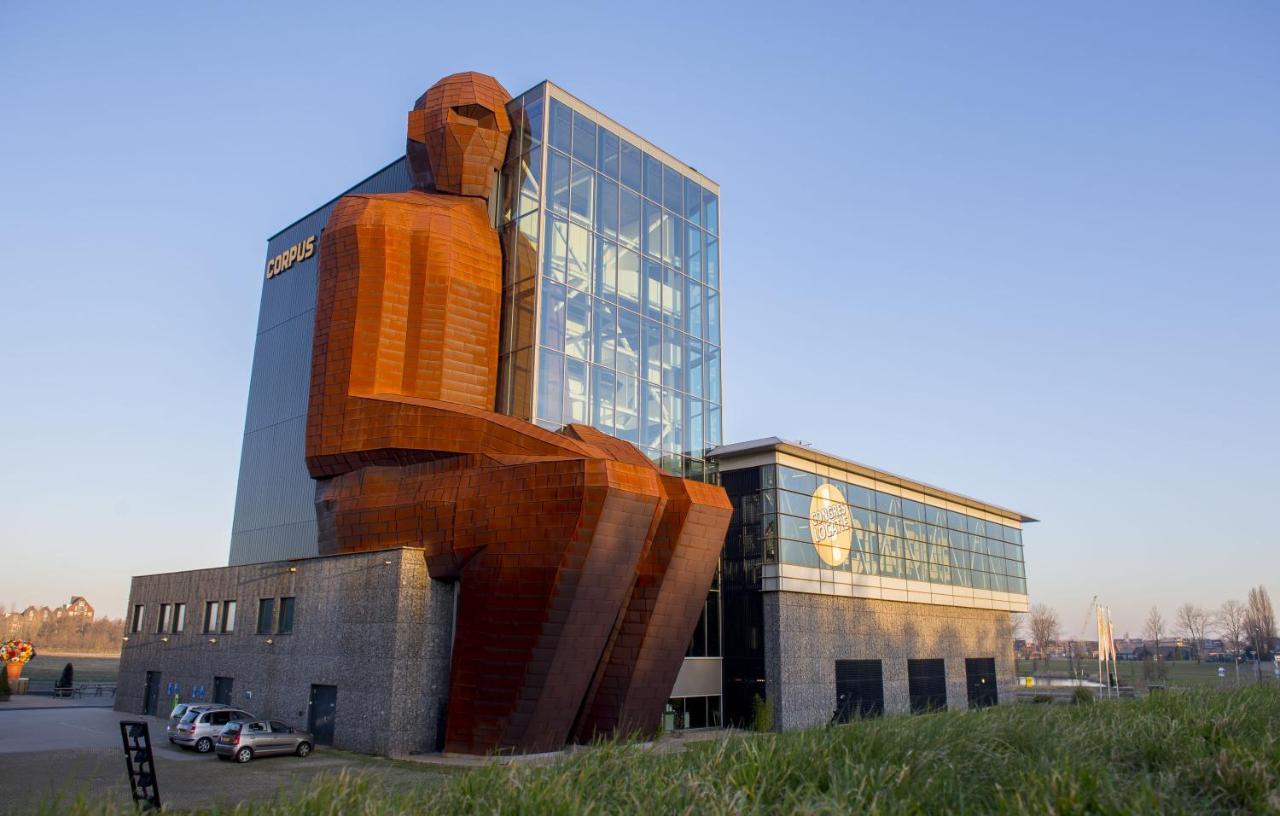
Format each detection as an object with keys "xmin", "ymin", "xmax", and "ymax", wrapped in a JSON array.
[
  {"xmin": 1017, "ymin": 658, "xmax": 1266, "ymax": 688},
  {"xmin": 17, "ymin": 654, "xmax": 120, "ymax": 685},
  {"xmin": 37, "ymin": 686, "xmax": 1280, "ymax": 815}
]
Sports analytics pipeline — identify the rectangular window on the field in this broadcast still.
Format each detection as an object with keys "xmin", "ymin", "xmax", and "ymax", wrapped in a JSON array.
[
  {"xmin": 278, "ymin": 597, "xmax": 295, "ymax": 635},
  {"xmin": 907, "ymin": 658, "xmax": 947, "ymax": 713},
  {"xmin": 172, "ymin": 603, "xmax": 186, "ymax": 634},
  {"xmin": 834, "ymin": 659, "xmax": 885, "ymax": 722},
  {"xmin": 131, "ymin": 604, "xmax": 145, "ymax": 634},
  {"xmin": 204, "ymin": 601, "xmax": 220, "ymax": 634},
  {"xmin": 156, "ymin": 604, "xmax": 171, "ymax": 634},
  {"xmin": 257, "ymin": 598, "xmax": 275, "ymax": 635},
  {"xmin": 221, "ymin": 600, "xmax": 237, "ymax": 634},
  {"xmin": 965, "ymin": 657, "xmax": 999, "ymax": 709},
  {"xmin": 620, "ymin": 139, "xmax": 643, "ymax": 192}
]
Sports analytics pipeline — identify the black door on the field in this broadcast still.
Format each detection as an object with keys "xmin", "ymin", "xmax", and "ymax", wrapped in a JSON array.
[
  {"xmin": 142, "ymin": 671, "xmax": 161, "ymax": 715},
  {"xmin": 965, "ymin": 658, "xmax": 999, "ymax": 709},
  {"xmin": 834, "ymin": 659, "xmax": 884, "ymax": 723},
  {"xmin": 213, "ymin": 676, "xmax": 233, "ymax": 706},
  {"xmin": 907, "ymin": 659, "xmax": 947, "ymax": 713},
  {"xmin": 308, "ymin": 685, "xmax": 338, "ymax": 746}
]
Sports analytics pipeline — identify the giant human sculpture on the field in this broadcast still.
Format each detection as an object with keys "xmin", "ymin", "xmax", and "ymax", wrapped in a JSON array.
[{"xmin": 304, "ymin": 72, "xmax": 731, "ymax": 754}]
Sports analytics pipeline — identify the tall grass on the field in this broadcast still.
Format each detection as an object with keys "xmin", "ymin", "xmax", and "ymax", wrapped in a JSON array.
[{"xmin": 42, "ymin": 686, "xmax": 1280, "ymax": 815}]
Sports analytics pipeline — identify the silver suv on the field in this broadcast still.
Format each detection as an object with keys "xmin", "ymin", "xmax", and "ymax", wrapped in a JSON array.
[
  {"xmin": 166, "ymin": 703, "xmax": 230, "ymax": 743},
  {"xmin": 215, "ymin": 719, "xmax": 314, "ymax": 763},
  {"xmin": 172, "ymin": 706, "xmax": 254, "ymax": 753}
]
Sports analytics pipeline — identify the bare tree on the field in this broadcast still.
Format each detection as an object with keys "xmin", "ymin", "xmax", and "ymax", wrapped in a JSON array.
[
  {"xmin": 1144, "ymin": 606, "xmax": 1165, "ymax": 660},
  {"xmin": 1245, "ymin": 586, "xmax": 1276, "ymax": 672},
  {"xmin": 1175, "ymin": 603, "xmax": 1211, "ymax": 663},
  {"xmin": 1220, "ymin": 599, "xmax": 1247, "ymax": 685},
  {"xmin": 1028, "ymin": 604, "xmax": 1060, "ymax": 672}
]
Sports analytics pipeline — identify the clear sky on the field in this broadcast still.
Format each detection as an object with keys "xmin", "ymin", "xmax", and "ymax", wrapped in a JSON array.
[{"xmin": 1, "ymin": 2, "xmax": 1275, "ymax": 637}]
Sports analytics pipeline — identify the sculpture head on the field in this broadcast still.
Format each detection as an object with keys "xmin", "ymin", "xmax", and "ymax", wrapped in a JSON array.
[{"xmin": 408, "ymin": 72, "xmax": 512, "ymax": 198}]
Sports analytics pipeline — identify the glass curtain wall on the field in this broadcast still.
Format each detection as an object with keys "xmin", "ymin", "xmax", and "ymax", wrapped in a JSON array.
[{"xmin": 498, "ymin": 85, "xmax": 722, "ymax": 480}]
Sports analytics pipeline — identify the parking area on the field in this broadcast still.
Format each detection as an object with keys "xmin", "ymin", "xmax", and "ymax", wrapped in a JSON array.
[{"xmin": 0, "ymin": 704, "xmax": 454, "ymax": 814}]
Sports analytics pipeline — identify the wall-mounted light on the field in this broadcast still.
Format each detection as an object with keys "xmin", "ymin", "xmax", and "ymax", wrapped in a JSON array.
[
  {"xmin": 208, "ymin": 637, "xmax": 218, "ymax": 645},
  {"xmin": 265, "ymin": 638, "xmax": 274, "ymax": 645},
  {"xmin": 287, "ymin": 566, "xmax": 298, "ymax": 573},
  {"xmin": 383, "ymin": 559, "xmax": 393, "ymax": 566},
  {"xmin": 160, "ymin": 637, "xmax": 169, "ymax": 644},
  {"xmin": 122, "ymin": 636, "xmax": 130, "ymax": 642}
]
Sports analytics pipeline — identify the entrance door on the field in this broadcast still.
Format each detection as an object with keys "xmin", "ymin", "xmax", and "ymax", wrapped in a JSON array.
[
  {"xmin": 965, "ymin": 657, "xmax": 999, "ymax": 709},
  {"xmin": 213, "ymin": 676, "xmax": 234, "ymax": 706},
  {"xmin": 834, "ymin": 659, "xmax": 884, "ymax": 722},
  {"xmin": 142, "ymin": 671, "xmax": 161, "ymax": 715},
  {"xmin": 907, "ymin": 658, "xmax": 947, "ymax": 713},
  {"xmin": 308, "ymin": 685, "xmax": 338, "ymax": 746}
]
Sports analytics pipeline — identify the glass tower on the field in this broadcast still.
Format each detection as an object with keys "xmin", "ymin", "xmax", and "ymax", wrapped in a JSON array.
[{"xmin": 496, "ymin": 83, "xmax": 723, "ymax": 480}]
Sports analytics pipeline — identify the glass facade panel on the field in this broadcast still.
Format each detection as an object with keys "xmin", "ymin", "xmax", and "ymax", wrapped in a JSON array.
[{"xmin": 500, "ymin": 87, "xmax": 721, "ymax": 482}]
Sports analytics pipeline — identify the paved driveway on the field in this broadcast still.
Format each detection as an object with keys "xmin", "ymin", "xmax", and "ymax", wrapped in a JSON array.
[{"xmin": 0, "ymin": 706, "xmax": 453, "ymax": 814}]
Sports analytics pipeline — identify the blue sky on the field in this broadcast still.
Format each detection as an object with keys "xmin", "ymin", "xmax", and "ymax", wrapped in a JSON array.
[{"xmin": 1, "ymin": 2, "xmax": 1275, "ymax": 635}]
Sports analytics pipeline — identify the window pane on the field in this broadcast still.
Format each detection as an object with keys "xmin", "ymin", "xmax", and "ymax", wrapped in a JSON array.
[
  {"xmin": 620, "ymin": 139, "xmax": 643, "ymax": 192},
  {"xmin": 595, "ymin": 175, "xmax": 618, "ymax": 239},
  {"xmin": 662, "ymin": 325, "xmax": 684, "ymax": 389},
  {"xmin": 539, "ymin": 280, "xmax": 566, "ymax": 350},
  {"xmin": 642, "ymin": 200, "xmax": 662, "ymax": 258},
  {"xmin": 705, "ymin": 236, "xmax": 719, "ymax": 289},
  {"xmin": 549, "ymin": 98, "xmax": 571, "ymax": 153},
  {"xmin": 222, "ymin": 601, "xmax": 236, "ymax": 633},
  {"xmin": 565, "ymin": 288, "xmax": 590, "ymax": 359},
  {"xmin": 598, "ymin": 127, "xmax": 619, "ymax": 179},
  {"xmin": 571, "ymin": 111, "xmax": 596, "ymax": 167},
  {"xmin": 566, "ymin": 222, "xmax": 591, "ymax": 292},
  {"xmin": 643, "ymin": 153, "xmax": 663, "ymax": 201},
  {"xmin": 564, "ymin": 357, "xmax": 589, "ymax": 424},
  {"xmin": 686, "ymin": 279, "xmax": 703, "ymax": 337},
  {"xmin": 547, "ymin": 150, "xmax": 570, "ymax": 215},
  {"xmin": 661, "ymin": 211, "xmax": 679, "ymax": 268},
  {"xmin": 618, "ymin": 248, "xmax": 641, "ymax": 312},
  {"xmin": 523, "ymin": 94, "xmax": 543, "ymax": 150},
  {"xmin": 619, "ymin": 188, "xmax": 641, "ymax": 249},
  {"xmin": 642, "ymin": 259, "xmax": 663, "ymax": 322},
  {"xmin": 706, "ymin": 291, "xmax": 720, "ymax": 344},
  {"xmin": 616, "ymin": 307, "xmax": 640, "ymax": 376},
  {"xmin": 591, "ymin": 366, "xmax": 615, "ymax": 434},
  {"xmin": 536, "ymin": 348, "xmax": 564, "ymax": 424},
  {"xmin": 257, "ymin": 598, "xmax": 274, "ymax": 635},
  {"xmin": 661, "ymin": 388, "xmax": 683, "ymax": 452},
  {"xmin": 684, "ymin": 178, "xmax": 701, "ymax": 225},
  {"xmin": 569, "ymin": 161, "xmax": 593, "ymax": 225},
  {"xmin": 662, "ymin": 165, "xmax": 682, "ymax": 212},
  {"xmin": 706, "ymin": 345, "xmax": 721, "ymax": 403},
  {"xmin": 707, "ymin": 403, "xmax": 722, "ymax": 447},
  {"xmin": 687, "ymin": 337, "xmax": 703, "ymax": 397},
  {"xmin": 519, "ymin": 147, "xmax": 541, "ymax": 217},
  {"xmin": 642, "ymin": 382, "xmax": 662, "ymax": 448},
  {"xmin": 173, "ymin": 603, "xmax": 185, "ymax": 633},
  {"xmin": 686, "ymin": 397, "xmax": 704, "ymax": 457},
  {"xmin": 278, "ymin": 597, "xmax": 294, "ymax": 634},
  {"xmin": 703, "ymin": 189, "xmax": 718, "ymax": 234},
  {"xmin": 594, "ymin": 238, "xmax": 617, "ymax": 301},
  {"xmin": 592, "ymin": 298, "xmax": 616, "ymax": 368},
  {"xmin": 543, "ymin": 215, "xmax": 568, "ymax": 283},
  {"xmin": 614, "ymin": 372, "xmax": 639, "ymax": 443},
  {"xmin": 663, "ymin": 267, "xmax": 683, "ymax": 327},
  {"xmin": 509, "ymin": 278, "xmax": 536, "ymax": 350},
  {"xmin": 685, "ymin": 225, "xmax": 701, "ymax": 281},
  {"xmin": 642, "ymin": 318, "xmax": 662, "ymax": 384}
]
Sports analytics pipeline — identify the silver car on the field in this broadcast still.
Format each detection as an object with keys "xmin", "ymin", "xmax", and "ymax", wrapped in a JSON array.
[
  {"xmin": 215, "ymin": 719, "xmax": 314, "ymax": 763},
  {"xmin": 172, "ymin": 706, "xmax": 254, "ymax": 753},
  {"xmin": 165, "ymin": 703, "xmax": 230, "ymax": 743}
]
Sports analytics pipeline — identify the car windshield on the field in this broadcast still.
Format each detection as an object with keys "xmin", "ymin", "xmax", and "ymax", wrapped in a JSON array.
[
  {"xmin": 170, "ymin": 704, "xmax": 188, "ymax": 719},
  {"xmin": 223, "ymin": 723, "xmax": 241, "ymax": 734},
  {"xmin": 180, "ymin": 711, "xmax": 199, "ymax": 724}
]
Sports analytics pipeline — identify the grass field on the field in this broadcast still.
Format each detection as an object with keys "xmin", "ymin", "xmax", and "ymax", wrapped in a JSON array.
[
  {"xmin": 36, "ymin": 686, "xmax": 1280, "ymax": 815},
  {"xmin": 17, "ymin": 654, "xmax": 119, "ymax": 685},
  {"xmin": 1018, "ymin": 658, "xmax": 1271, "ymax": 688}
]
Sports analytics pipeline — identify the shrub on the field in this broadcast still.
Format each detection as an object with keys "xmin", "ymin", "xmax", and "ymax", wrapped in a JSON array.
[
  {"xmin": 1072, "ymin": 686, "xmax": 1095, "ymax": 705},
  {"xmin": 1032, "ymin": 693, "xmax": 1055, "ymax": 704},
  {"xmin": 751, "ymin": 693, "xmax": 774, "ymax": 732},
  {"xmin": 56, "ymin": 663, "xmax": 74, "ymax": 690}
]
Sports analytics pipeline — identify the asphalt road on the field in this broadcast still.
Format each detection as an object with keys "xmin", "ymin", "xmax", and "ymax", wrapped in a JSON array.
[{"xmin": 0, "ymin": 706, "xmax": 453, "ymax": 814}]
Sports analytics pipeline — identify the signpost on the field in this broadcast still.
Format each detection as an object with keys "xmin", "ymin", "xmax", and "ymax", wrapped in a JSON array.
[{"xmin": 119, "ymin": 721, "xmax": 161, "ymax": 811}]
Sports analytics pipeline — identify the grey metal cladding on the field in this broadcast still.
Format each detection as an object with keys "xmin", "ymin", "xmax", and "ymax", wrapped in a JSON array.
[{"xmin": 228, "ymin": 158, "xmax": 412, "ymax": 566}]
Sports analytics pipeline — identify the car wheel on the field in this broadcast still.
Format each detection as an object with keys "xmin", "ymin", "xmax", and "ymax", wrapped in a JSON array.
[
  {"xmin": 296, "ymin": 742, "xmax": 312, "ymax": 758},
  {"xmin": 195, "ymin": 737, "xmax": 213, "ymax": 753},
  {"xmin": 235, "ymin": 747, "xmax": 253, "ymax": 763}
]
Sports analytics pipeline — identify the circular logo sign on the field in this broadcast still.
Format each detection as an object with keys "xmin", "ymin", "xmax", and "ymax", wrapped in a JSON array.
[{"xmin": 809, "ymin": 483, "xmax": 853, "ymax": 566}]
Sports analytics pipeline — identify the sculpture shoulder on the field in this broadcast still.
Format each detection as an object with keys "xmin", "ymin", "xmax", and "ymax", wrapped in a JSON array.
[{"xmin": 327, "ymin": 191, "xmax": 490, "ymax": 231}]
